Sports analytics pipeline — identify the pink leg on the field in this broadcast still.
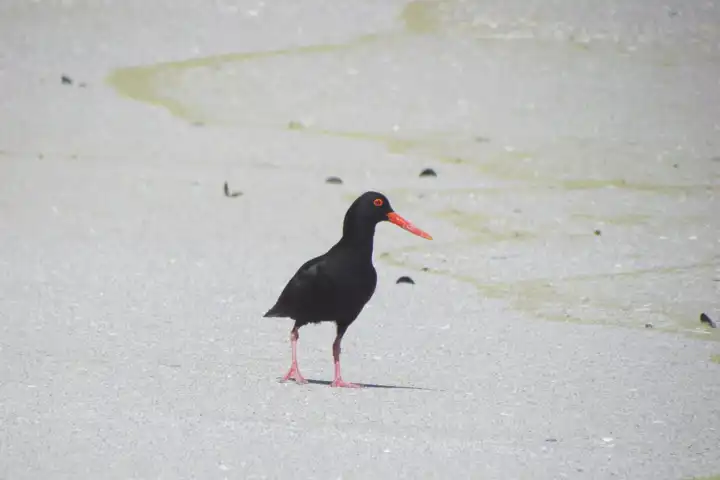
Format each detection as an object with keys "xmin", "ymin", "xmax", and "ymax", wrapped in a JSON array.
[
  {"xmin": 331, "ymin": 331, "xmax": 359, "ymax": 388},
  {"xmin": 281, "ymin": 327, "xmax": 307, "ymax": 384}
]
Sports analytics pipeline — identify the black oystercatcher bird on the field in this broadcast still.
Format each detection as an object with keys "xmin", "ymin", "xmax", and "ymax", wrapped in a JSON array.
[{"xmin": 264, "ymin": 191, "xmax": 432, "ymax": 388}]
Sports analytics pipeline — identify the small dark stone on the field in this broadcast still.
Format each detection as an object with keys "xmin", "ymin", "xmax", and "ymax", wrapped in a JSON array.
[
  {"xmin": 396, "ymin": 276, "xmax": 415, "ymax": 285},
  {"xmin": 421, "ymin": 267, "xmax": 430, "ymax": 272},
  {"xmin": 594, "ymin": 229, "xmax": 602, "ymax": 236},
  {"xmin": 700, "ymin": 313, "xmax": 717, "ymax": 328},
  {"xmin": 78, "ymin": 82, "xmax": 87, "ymax": 88},
  {"xmin": 419, "ymin": 168, "xmax": 437, "ymax": 178},
  {"xmin": 645, "ymin": 323, "xmax": 654, "ymax": 329},
  {"xmin": 545, "ymin": 438, "xmax": 558, "ymax": 443},
  {"xmin": 672, "ymin": 164, "xmax": 678, "ymax": 168},
  {"xmin": 223, "ymin": 182, "xmax": 243, "ymax": 198},
  {"xmin": 325, "ymin": 176, "xmax": 343, "ymax": 185},
  {"xmin": 61, "ymin": 75, "xmax": 73, "ymax": 85}
]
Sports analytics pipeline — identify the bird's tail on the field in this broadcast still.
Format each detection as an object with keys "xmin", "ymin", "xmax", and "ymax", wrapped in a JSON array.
[{"xmin": 263, "ymin": 305, "xmax": 283, "ymax": 318}]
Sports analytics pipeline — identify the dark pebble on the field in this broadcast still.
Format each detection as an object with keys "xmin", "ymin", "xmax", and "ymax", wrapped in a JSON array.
[
  {"xmin": 421, "ymin": 267, "xmax": 430, "ymax": 272},
  {"xmin": 645, "ymin": 323, "xmax": 654, "ymax": 329},
  {"xmin": 594, "ymin": 229, "xmax": 602, "ymax": 236},
  {"xmin": 419, "ymin": 168, "xmax": 437, "ymax": 178},
  {"xmin": 61, "ymin": 75, "xmax": 73, "ymax": 85},
  {"xmin": 545, "ymin": 438, "xmax": 558, "ymax": 443},
  {"xmin": 325, "ymin": 176, "xmax": 343, "ymax": 185},
  {"xmin": 700, "ymin": 313, "xmax": 717, "ymax": 328},
  {"xmin": 396, "ymin": 276, "xmax": 415, "ymax": 285},
  {"xmin": 223, "ymin": 182, "xmax": 243, "ymax": 198}
]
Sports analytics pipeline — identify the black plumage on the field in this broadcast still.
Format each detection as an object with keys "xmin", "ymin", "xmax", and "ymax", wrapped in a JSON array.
[{"xmin": 264, "ymin": 191, "xmax": 432, "ymax": 387}]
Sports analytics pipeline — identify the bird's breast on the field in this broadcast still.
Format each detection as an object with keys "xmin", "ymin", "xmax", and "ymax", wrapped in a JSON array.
[{"xmin": 332, "ymin": 261, "xmax": 376, "ymax": 300}]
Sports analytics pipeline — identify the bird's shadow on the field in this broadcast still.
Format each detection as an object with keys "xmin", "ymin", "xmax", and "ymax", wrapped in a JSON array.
[{"xmin": 278, "ymin": 377, "xmax": 442, "ymax": 392}]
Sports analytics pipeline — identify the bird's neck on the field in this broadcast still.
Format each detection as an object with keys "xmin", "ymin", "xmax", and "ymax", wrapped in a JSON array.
[{"xmin": 339, "ymin": 214, "xmax": 376, "ymax": 254}]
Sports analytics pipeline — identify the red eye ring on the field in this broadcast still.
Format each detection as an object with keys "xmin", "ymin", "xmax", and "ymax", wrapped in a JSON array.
[{"xmin": 373, "ymin": 198, "xmax": 383, "ymax": 207}]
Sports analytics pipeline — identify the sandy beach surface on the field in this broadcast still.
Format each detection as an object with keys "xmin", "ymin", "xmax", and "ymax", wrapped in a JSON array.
[{"xmin": 1, "ymin": 0, "xmax": 719, "ymax": 478}]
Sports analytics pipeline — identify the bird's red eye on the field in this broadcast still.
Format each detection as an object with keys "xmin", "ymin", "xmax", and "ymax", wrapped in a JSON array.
[{"xmin": 373, "ymin": 198, "xmax": 383, "ymax": 207}]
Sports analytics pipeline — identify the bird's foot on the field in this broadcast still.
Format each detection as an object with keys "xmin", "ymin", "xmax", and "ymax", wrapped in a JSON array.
[
  {"xmin": 281, "ymin": 364, "xmax": 307, "ymax": 384},
  {"xmin": 331, "ymin": 377, "xmax": 360, "ymax": 388}
]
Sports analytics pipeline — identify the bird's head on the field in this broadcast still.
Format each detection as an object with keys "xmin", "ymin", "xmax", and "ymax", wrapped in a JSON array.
[{"xmin": 350, "ymin": 191, "xmax": 433, "ymax": 240}]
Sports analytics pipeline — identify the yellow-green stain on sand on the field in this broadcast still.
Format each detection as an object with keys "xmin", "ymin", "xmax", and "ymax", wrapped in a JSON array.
[
  {"xmin": 106, "ymin": 35, "xmax": 381, "ymax": 121},
  {"xmin": 379, "ymin": 245, "xmax": 718, "ymax": 335},
  {"xmin": 560, "ymin": 177, "xmax": 699, "ymax": 193},
  {"xmin": 308, "ymin": 129, "xmax": 423, "ymax": 155},
  {"xmin": 106, "ymin": 64, "xmax": 195, "ymax": 119},
  {"xmin": 571, "ymin": 213, "xmax": 651, "ymax": 226},
  {"xmin": 433, "ymin": 208, "xmax": 535, "ymax": 242},
  {"xmin": 401, "ymin": 0, "xmax": 444, "ymax": 34},
  {"xmin": 711, "ymin": 355, "xmax": 720, "ymax": 365},
  {"xmin": 106, "ymin": 0, "xmax": 450, "ymax": 119}
]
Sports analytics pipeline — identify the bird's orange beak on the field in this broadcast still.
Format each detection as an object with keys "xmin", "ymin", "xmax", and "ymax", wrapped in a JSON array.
[{"xmin": 387, "ymin": 212, "xmax": 433, "ymax": 240}]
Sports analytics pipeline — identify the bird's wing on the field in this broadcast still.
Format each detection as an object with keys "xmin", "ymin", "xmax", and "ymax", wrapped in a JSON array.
[{"xmin": 263, "ymin": 254, "xmax": 337, "ymax": 319}]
